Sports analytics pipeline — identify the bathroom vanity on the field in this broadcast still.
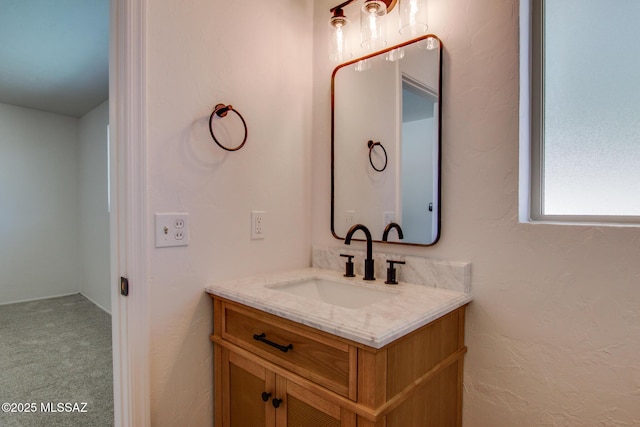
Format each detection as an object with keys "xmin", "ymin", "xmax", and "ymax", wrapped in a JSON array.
[{"xmin": 207, "ymin": 268, "xmax": 471, "ymax": 426}]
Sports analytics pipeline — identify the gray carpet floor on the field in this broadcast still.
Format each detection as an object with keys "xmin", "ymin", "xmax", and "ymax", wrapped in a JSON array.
[{"xmin": 0, "ymin": 294, "xmax": 114, "ymax": 427}]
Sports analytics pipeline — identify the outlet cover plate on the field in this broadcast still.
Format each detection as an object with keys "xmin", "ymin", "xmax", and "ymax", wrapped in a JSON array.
[
  {"xmin": 155, "ymin": 213, "xmax": 189, "ymax": 248},
  {"xmin": 251, "ymin": 211, "xmax": 265, "ymax": 240}
]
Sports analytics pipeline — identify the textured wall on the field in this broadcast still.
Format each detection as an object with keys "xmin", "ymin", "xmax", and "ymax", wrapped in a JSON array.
[
  {"xmin": 0, "ymin": 103, "xmax": 80, "ymax": 304},
  {"xmin": 146, "ymin": 1, "xmax": 313, "ymax": 425},
  {"xmin": 312, "ymin": 0, "xmax": 640, "ymax": 425}
]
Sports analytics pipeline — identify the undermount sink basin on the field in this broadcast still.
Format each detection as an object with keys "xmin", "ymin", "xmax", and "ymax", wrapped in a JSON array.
[{"xmin": 268, "ymin": 277, "xmax": 396, "ymax": 309}]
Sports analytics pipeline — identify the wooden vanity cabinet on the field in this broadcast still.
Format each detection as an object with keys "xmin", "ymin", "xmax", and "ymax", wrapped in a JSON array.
[
  {"xmin": 222, "ymin": 349, "xmax": 353, "ymax": 427},
  {"xmin": 209, "ymin": 295, "xmax": 467, "ymax": 427}
]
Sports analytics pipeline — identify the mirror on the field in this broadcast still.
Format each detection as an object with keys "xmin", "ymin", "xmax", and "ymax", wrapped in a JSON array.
[{"xmin": 331, "ymin": 35, "xmax": 442, "ymax": 246}]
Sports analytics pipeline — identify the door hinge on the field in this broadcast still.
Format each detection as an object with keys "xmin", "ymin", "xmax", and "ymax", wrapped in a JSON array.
[{"xmin": 120, "ymin": 276, "xmax": 129, "ymax": 296}]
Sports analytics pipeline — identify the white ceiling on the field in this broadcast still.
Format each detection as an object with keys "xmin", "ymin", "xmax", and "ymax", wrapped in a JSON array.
[{"xmin": 0, "ymin": 0, "xmax": 109, "ymax": 118}]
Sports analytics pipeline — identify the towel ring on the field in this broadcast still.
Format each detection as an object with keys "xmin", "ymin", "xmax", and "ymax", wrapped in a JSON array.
[
  {"xmin": 209, "ymin": 103, "xmax": 248, "ymax": 152},
  {"xmin": 367, "ymin": 140, "xmax": 387, "ymax": 172}
]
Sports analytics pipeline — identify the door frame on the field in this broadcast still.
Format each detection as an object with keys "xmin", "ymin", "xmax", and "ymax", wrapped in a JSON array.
[{"xmin": 109, "ymin": 0, "xmax": 149, "ymax": 425}]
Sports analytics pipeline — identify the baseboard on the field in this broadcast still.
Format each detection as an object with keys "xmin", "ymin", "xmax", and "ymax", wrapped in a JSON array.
[
  {"xmin": 0, "ymin": 292, "xmax": 81, "ymax": 307},
  {"xmin": 0, "ymin": 292, "xmax": 112, "ymax": 316},
  {"xmin": 80, "ymin": 292, "xmax": 112, "ymax": 315}
]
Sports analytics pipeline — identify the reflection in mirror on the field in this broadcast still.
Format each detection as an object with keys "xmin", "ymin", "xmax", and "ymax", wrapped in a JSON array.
[{"xmin": 332, "ymin": 35, "xmax": 442, "ymax": 246}]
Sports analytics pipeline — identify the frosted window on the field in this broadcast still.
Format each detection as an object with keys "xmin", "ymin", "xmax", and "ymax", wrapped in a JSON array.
[{"xmin": 543, "ymin": 0, "xmax": 640, "ymax": 216}]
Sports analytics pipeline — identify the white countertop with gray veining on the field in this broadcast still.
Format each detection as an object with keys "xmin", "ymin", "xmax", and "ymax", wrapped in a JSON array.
[{"xmin": 206, "ymin": 267, "xmax": 472, "ymax": 349}]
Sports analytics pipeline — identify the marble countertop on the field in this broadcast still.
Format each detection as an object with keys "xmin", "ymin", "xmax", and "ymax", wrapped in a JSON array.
[{"xmin": 205, "ymin": 267, "xmax": 472, "ymax": 349}]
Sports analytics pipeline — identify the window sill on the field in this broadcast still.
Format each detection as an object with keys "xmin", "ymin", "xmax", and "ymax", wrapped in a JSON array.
[{"xmin": 521, "ymin": 216, "xmax": 640, "ymax": 228}]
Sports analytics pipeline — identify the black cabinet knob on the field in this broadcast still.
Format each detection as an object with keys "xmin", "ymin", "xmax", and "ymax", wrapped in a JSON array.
[
  {"xmin": 272, "ymin": 398, "xmax": 282, "ymax": 409},
  {"xmin": 261, "ymin": 392, "xmax": 272, "ymax": 402}
]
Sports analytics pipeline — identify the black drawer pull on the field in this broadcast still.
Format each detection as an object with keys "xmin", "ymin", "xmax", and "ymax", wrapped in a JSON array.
[
  {"xmin": 272, "ymin": 398, "xmax": 282, "ymax": 409},
  {"xmin": 261, "ymin": 392, "xmax": 272, "ymax": 402},
  {"xmin": 252, "ymin": 333, "xmax": 293, "ymax": 353}
]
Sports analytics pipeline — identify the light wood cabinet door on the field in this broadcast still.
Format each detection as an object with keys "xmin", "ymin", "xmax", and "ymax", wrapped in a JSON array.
[
  {"xmin": 223, "ymin": 349, "xmax": 275, "ymax": 427},
  {"xmin": 221, "ymin": 349, "xmax": 353, "ymax": 427},
  {"xmin": 282, "ymin": 378, "xmax": 353, "ymax": 427}
]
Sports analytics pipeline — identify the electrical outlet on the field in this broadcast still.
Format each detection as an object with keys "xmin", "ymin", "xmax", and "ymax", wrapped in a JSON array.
[
  {"xmin": 346, "ymin": 210, "xmax": 356, "ymax": 227},
  {"xmin": 155, "ymin": 213, "xmax": 189, "ymax": 247},
  {"xmin": 383, "ymin": 211, "xmax": 395, "ymax": 227},
  {"xmin": 251, "ymin": 211, "xmax": 265, "ymax": 240}
]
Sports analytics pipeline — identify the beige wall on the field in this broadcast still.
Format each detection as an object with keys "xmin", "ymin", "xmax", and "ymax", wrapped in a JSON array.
[
  {"xmin": 79, "ymin": 99, "xmax": 110, "ymax": 313},
  {"xmin": 0, "ymin": 103, "xmax": 80, "ymax": 304},
  {"xmin": 312, "ymin": 0, "xmax": 640, "ymax": 425},
  {"xmin": 0, "ymin": 101, "xmax": 110, "ymax": 311},
  {"xmin": 145, "ymin": 1, "xmax": 313, "ymax": 425}
]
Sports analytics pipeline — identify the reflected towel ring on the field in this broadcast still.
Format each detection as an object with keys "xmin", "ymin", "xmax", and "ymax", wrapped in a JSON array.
[
  {"xmin": 367, "ymin": 140, "xmax": 387, "ymax": 172},
  {"xmin": 208, "ymin": 103, "xmax": 248, "ymax": 152}
]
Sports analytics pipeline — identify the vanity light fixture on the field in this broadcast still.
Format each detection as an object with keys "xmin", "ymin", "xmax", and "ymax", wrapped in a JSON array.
[
  {"xmin": 360, "ymin": 0, "xmax": 388, "ymax": 51},
  {"xmin": 415, "ymin": 35, "xmax": 438, "ymax": 51},
  {"xmin": 354, "ymin": 59, "xmax": 372, "ymax": 71},
  {"xmin": 399, "ymin": 0, "xmax": 428, "ymax": 36},
  {"xmin": 329, "ymin": 7, "xmax": 352, "ymax": 63},
  {"xmin": 329, "ymin": 0, "xmax": 428, "ymax": 62}
]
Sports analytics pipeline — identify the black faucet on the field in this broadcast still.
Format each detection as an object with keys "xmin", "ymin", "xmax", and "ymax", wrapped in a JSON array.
[
  {"xmin": 382, "ymin": 222, "xmax": 404, "ymax": 241},
  {"xmin": 344, "ymin": 224, "xmax": 375, "ymax": 280}
]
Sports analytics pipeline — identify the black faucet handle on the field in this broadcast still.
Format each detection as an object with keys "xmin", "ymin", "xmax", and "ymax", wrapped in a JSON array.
[
  {"xmin": 385, "ymin": 259, "xmax": 406, "ymax": 285},
  {"xmin": 340, "ymin": 254, "xmax": 355, "ymax": 277}
]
